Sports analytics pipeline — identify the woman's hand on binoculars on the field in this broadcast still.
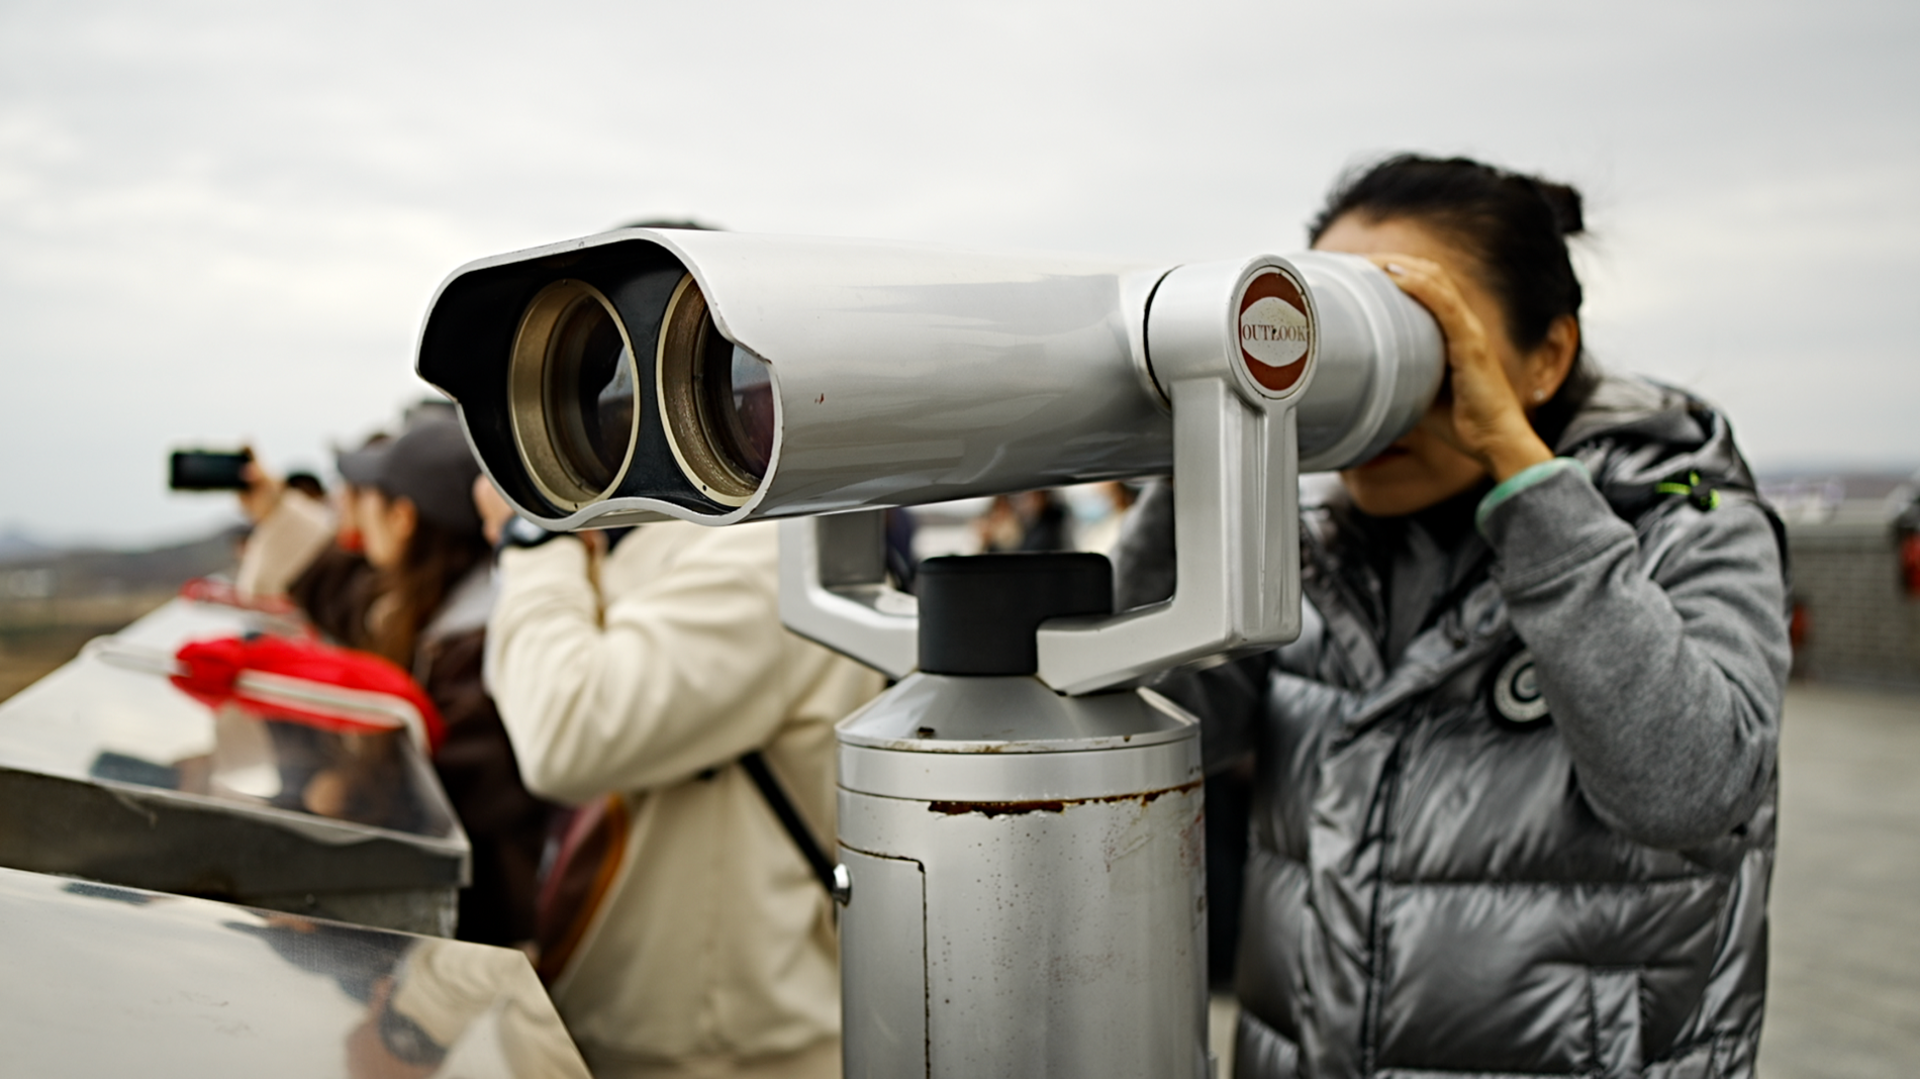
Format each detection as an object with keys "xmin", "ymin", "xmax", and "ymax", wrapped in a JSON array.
[{"xmin": 1370, "ymin": 255, "xmax": 1554, "ymax": 483}]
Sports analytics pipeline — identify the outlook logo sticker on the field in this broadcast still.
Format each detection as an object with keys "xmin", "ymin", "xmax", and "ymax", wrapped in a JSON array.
[{"xmin": 1238, "ymin": 270, "xmax": 1313, "ymax": 395}]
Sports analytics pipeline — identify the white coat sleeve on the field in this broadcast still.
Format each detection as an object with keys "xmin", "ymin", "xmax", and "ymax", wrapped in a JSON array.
[{"xmin": 483, "ymin": 528, "xmax": 801, "ymax": 804}]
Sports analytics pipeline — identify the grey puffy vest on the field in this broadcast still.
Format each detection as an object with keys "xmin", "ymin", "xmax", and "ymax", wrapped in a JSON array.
[{"xmin": 1131, "ymin": 379, "xmax": 1786, "ymax": 1079}]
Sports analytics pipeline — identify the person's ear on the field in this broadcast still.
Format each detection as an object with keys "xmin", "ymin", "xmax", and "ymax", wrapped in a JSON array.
[{"xmin": 1526, "ymin": 315, "xmax": 1580, "ymax": 402}]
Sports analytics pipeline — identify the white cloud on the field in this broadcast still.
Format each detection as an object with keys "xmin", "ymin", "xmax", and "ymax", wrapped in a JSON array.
[{"xmin": 0, "ymin": 0, "xmax": 1915, "ymax": 542}]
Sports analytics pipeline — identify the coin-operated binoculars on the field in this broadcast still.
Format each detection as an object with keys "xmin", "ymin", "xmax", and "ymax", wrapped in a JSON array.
[{"xmin": 417, "ymin": 228, "xmax": 1441, "ymax": 1077}]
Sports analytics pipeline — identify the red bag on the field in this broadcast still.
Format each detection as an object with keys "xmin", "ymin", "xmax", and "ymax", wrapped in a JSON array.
[{"xmin": 171, "ymin": 635, "xmax": 446, "ymax": 752}]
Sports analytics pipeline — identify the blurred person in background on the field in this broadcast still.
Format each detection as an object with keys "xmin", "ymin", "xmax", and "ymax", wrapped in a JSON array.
[
  {"xmin": 473, "ymin": 477, "xmax": 885, "ymax": 1079},
  {"xmin": 976, "ymin": 489, "xmax": 1073, "ymax": 552},
  {"xmin": 1897, "ymin": 482, "xmax": 1920, "ymax": 596},
  {"xmin": 234, "ymin": 457, "xmax": 336, "ymax": 602},
  {"xmin": 285, "ymin": 434, "xmax": 387, "ymax": 635},
  {"xmin": 238, "ymin": 411, "xmax": 556, "ymax": 949},
  {"xmin": 1065, "ymin": 481, "xmax": 1138, "ymax": 556},
  {"xmin": 883, "ymin": 507, "xmax": 919, "ymax": 591},
  {"xmin": 1121, "ymin": 155, "xmax": 1789, "ymax": 1077},
  {"xmin": 284, "ymin": 470, "xmax": 327, "ymax": 502}
]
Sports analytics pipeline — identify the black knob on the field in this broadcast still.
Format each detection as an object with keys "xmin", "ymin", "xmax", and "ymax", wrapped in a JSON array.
[{"xmin": 916, "ymin": 553, "xmax": 1113, "ymax": 677}]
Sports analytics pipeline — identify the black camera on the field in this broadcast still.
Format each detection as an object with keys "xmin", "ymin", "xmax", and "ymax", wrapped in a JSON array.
[{"xmin": 168, "ymin": 449, "xmax": 252, "ymax": 492}]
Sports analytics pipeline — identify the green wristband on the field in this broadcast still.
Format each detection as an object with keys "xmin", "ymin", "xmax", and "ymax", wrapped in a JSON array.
[{"xmin": 1475, "ymin": 458, "xmax": 1591, "ymax": 535}]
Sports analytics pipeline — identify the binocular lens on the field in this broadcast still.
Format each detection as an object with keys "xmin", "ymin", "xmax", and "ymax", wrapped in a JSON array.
[
  {"xmin": 658, "ymin": 276, "xmax": 777, "ymax": 505},
  {"xmin": 548, "ymin": 298, "xmax": 637, "ymax": 494},
  {"xmin": 698, "ymin": 339, "xmax": 775, "ymax": 486},
  {"xmin": 509, "ymin": 281, "xmax": 640, "ymax": 508}
]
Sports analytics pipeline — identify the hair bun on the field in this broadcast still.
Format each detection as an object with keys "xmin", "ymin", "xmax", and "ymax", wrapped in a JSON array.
[
  {"xmin": 1533, "ymin": 180, "xmax": 1585, "ymax": 237},
  {"xmin": 1307, "ymin": 153, "xmax": 1587, "ymax": 349}
]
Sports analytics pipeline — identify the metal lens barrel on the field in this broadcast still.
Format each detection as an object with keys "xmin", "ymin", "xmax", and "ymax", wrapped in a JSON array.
[
  {"xmin": 657, "ymin": 274, "xmax": 776, "ymax": 506},
  {"xmin": 1289, "ymin": 252, "xmax": 1446, "ymax": 472},
  {"xmin": 509, "ymin": 280, "xmax": 641, "ymax": 509}
]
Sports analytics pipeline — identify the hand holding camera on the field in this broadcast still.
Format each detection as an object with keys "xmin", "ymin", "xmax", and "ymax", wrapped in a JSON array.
[{"xmin": 234, "ymin": 459, "xmax": 287, "ymax": 525}]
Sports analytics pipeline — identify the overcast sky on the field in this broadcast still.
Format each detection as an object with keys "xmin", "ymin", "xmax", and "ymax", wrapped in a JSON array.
[{"xmin": 2, "ymin": 0, "xmax": 1914, "ymax": 545}]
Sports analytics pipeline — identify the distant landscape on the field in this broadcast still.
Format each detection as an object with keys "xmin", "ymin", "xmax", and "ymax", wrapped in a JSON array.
[
  {"xmin": 0, "ymin": 526, "xmax": 238, "ymax": 701},
  {"xmin": 0, "ymin": 464, "xmax": 1912, "ymax": 705}
]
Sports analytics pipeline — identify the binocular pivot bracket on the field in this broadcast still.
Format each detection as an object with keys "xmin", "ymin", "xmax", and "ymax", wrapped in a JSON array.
[{"xmin": 781, "ymin": 257, "xmax": 1313, "ymax": 695}]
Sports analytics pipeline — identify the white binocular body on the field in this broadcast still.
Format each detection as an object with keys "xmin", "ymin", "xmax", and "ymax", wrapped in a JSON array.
[
  {"xmin": 418, "ymin": 229, "xmax": 1440, "ymax": 524},
  {"xmin": 418, "ymin": 228, "xmax": 1441, "ymax": 691}
]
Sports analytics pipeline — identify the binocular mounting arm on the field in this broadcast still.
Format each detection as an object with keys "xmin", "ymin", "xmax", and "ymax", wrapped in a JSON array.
[
  {"xmin": 779, "ymin": 257, "xmax": 1311, "ymax": 694},
  {"xmin": 1035, "ymin": 377, "xmax": 1300, "ymax": 693},
  {"xmin": 776, "ymin": 376, "xmax": 1302, "ymax": 693},
  {"xmin": 779, "ymin": 511, "xmax": 920, "ymax": 680}
]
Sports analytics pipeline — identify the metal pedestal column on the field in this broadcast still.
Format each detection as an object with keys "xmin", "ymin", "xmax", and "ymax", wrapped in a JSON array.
[{"xmin": 832, "ymin": 554, "xmax": 1211, "ymax": 1078}]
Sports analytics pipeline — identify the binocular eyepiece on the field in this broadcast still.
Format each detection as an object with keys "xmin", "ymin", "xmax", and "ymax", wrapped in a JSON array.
[
  {"xmin": 504, "ymin": 274, "xmax": 773, "ymax": 511},
  {"xmin": 418, "ymin": 229, "xmax": 1441, "ymax": 531}
]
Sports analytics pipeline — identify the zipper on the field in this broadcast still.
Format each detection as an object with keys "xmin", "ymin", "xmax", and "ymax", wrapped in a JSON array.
[{"xmin": 1358, "ymin": 727, "xmax": 1409, "ymax": 1075}]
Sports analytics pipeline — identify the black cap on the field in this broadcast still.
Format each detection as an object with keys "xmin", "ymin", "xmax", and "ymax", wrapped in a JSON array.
[{"xmin": 337, "ymin": 415, "xmax": 482, "ymax": 537}]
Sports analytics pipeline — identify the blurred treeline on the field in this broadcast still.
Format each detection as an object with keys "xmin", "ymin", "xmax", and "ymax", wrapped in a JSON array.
[{"xmin": 0, "ymin": 528, "xmax": 236, "ymax": 701}]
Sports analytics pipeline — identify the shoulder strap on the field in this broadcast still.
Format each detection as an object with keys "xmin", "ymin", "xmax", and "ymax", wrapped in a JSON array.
[{"xmin": 739, "ymin": 750, "xmax": 843, "ymax": 900}]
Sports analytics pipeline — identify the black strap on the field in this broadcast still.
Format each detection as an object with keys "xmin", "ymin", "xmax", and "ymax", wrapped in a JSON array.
[{"xmin": 739, "ymin": 750, "xmax": 839, "ymax": 898}]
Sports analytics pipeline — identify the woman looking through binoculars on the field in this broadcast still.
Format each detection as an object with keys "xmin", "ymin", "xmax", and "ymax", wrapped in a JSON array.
[
  {"xmin": 236, "ymin": 413, "xmax": 557, "ymax": 951},
  {"xmin": 1127, "ymin": 154, "xmax": 1790, "ymax": 1078}
]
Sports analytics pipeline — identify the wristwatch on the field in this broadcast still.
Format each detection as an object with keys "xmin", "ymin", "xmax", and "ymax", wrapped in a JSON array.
[{"xmin": 497, "ymin": 514, "xmax": 564, "ymax": 552}]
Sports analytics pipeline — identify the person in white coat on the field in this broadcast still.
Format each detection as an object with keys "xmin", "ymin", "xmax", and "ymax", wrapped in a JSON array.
[{"xmin": 474, "ymin": 479, "xmax": 884, "ymax": 1079}]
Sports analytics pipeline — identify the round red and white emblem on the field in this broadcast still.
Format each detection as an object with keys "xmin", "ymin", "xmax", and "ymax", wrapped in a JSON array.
[{"xmin": 1237, "ymin": 270, "xmax": 1312, "ymax": 395}]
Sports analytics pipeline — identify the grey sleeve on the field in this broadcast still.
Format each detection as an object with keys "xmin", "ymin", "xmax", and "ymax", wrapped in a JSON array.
[{"xmin": 1479, "ymin": 465, "xmax": 1790, "ymax": 849}]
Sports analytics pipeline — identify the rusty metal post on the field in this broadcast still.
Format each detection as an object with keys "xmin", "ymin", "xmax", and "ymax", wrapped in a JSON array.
[{"xmin": 833, "ymin": 555, "xmax": 1211, "ymax": 1078}]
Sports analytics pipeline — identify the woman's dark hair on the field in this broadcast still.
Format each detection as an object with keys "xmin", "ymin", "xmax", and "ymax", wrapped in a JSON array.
[
  {"xmin": 1308, "ymin": 154, "xmax": 1598, "ymax": 444},
  {"xmin": 370, "ymin": 506, "xmax": 489, "ymax": 668}
]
